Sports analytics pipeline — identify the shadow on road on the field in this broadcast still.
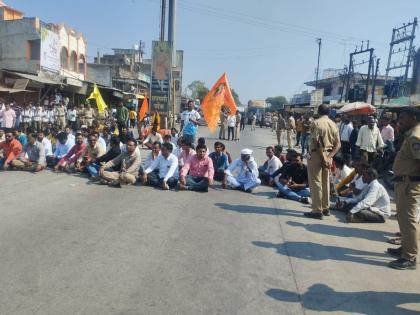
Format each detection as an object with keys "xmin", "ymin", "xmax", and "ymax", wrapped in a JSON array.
[
  {"xmin": 286, "ymin": 221, "xmax": 393, "ymax": 243},
  {"xmin": 266, "ymin": 284, "xmax": 420, "ymax": 315},
  {"xmin": 252, "ymin": 241, "xmax": 390, "ymax": 267},
  {"xmin": 215, "ymin": 203, "xmax": 303, "ymax": 218}
]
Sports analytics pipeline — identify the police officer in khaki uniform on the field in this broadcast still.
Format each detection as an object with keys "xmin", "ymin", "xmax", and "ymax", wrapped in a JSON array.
[
  {"xmin": 388, "ymin": 109, "xmax": 420, "ymax": 270},
  {"xmin": 305, "ymin": 105, "xmax": 341, "ymax": 219},
  {"xmin": 276, "ymin": 114, "xmax": 286, "ymax": 145},
  {"xmin": 286, "ymin": 113, "xmax": 296, "ymax": 149}
]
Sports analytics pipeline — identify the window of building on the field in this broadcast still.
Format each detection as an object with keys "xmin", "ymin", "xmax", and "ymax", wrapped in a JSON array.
[
  {"xmin": 69, "ymin": 51, "xmax": 77, "ymax": 71},
  {"xmin": 60, "ymin": 47, "xmax": 68, "ymax": 69},
  {"xmin": 27, "ymin": 40, "xmax": 40, "ymax": 60},
  {"xmin": 78, "ymin": 54, "xmax": 85, "ymax": 74}
]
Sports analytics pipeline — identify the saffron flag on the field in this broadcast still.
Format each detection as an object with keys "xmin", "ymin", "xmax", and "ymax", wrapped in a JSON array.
[
  {"xmin": 138, "ymin": 97, "xmax": 149, "ymax": 122},
  {"xmin": 201, "ymin": 73, "xmax": 236, "ymax": 133},
  {"xmin": 87, "ymin": 84, "xmax": 108, "ymax": 113}
]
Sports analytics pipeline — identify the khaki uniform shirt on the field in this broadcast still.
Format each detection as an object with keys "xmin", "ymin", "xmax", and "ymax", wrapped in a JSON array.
[
  {"xmin": 55, "ymin": 106, "xmax": 66, "ymax": 118},
  {"xmin": 104, "ymin": 148, "xmax": 142, "ymax": 176},
  {"xmin": 309, "ymin": 115, "xmax": 340, "ymax": 152},
  {"xmin": 392, "ymin": 123, "xmax": 420, "ymax": 176},
  {"xmin": 84, "ymin": 108, "xmax": 95, "ymax": 119},
  {"xmin": 287, "ymin": 116, "xmax": 295, "ymax": 130}
]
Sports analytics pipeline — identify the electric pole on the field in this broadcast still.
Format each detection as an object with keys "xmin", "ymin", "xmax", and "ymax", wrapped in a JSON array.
[
  {"xmin": 315, "ymin": 38, "xmax": 322, "ymax": 89},
  {"xmin": 160, "ymin": 0, "xmax": 166, "ymax": 41},
  {"xmin": 371, "ymin": 58, "xmax": 380, "ymax": 105}
]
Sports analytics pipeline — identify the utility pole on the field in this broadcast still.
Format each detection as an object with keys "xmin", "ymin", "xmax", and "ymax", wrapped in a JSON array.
[
  {"xmin": 168, "ymin": 0, "xmax": 177, "ymax": 66},
  {"xmin": 160, "ymin": 0, "xmax": 166, "ymax": 41},
  {"xmin": 315, "ymin": 38, "xmax": 322, "ymax": 89},
  {"xmin": 371, "ymin": 58, "xmax": 380, "ymax": 105}
]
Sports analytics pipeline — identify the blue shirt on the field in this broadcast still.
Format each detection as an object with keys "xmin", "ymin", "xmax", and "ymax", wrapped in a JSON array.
[
  {"xmin": 54, "ymin": 143, "xmax": 71, "ymax": 159},
  {"xmin": 17, "ymin": 134, "xmax": 27, "ymax": 146},
  {"xmin": 209, "ymin": 151, "xmax": 229, "ymax": 172}
]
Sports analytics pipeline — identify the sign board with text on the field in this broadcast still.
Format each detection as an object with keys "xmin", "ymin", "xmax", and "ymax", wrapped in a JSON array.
[
  {"xmin": 40, "ymin": 26, "xmax": 60, "ymax": 73},
  {"xmin": 150, "ymin": 41, "xmax": 172, "ymax": 113}
]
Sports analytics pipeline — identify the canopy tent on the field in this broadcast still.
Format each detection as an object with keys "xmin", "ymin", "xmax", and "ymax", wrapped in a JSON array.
[
  {"xmin": 337, "ymin": 102, "xmax": 376, "ymax": 115},
  {"xmin": 0, "ymin": 86, "xmax": 35, "ymax": 93}
]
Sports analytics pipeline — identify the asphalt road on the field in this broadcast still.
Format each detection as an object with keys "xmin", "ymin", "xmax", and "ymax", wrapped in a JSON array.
[{"xmin": 0, "ymin": 126, "xmax": 419, "ymax": 315}]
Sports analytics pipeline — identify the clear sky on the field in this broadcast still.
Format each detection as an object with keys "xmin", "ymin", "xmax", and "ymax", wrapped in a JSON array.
[{"xmin": 6, "ymin": 0, "xmax": 420, "ymax": 103}]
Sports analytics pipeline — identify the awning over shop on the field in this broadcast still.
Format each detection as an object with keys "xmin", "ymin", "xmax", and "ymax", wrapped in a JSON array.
[
  {"xmin": 0, "ymin": 86, "xmax": 35, "ymax": 93},
  {"xmin": 4, "ymin": 70, "xmax": 62, "ymax": 85}
]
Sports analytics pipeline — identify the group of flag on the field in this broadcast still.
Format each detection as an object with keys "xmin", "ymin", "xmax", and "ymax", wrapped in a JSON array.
[{"xmin": 87, "ymin": 73, "xmax": 236, "ymax": 133}]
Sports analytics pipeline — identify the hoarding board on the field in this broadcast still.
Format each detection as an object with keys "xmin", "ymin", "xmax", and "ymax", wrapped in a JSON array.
[
  {"xmin": 150, "ymin": 41, "xmax": 172, "ymax": 113},
  {"xmin": 40, "ymin": 26, "xmax": 60, "ymax": 72}
]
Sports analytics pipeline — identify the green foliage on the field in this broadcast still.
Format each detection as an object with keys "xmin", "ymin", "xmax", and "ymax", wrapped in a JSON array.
[
  {"xmin": 231, "ymin": 88, "xmax": 241, "ymax": 106},
  {"xmin": 266, "ymin": 96, "xmax": 288, "ymax": 110},
  {"xmin": 187, "ymin": 80, "xmax": 209, "ymax": 102}
]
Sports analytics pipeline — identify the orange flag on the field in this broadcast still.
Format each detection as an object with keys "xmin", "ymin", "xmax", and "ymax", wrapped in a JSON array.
[
  {"xmin": 201, "ymin": 73, "xmax": 237, "ymax": 133},
  {"xmin": 138, "ymin": 97, "xmax": 149, "ymax": 122}
]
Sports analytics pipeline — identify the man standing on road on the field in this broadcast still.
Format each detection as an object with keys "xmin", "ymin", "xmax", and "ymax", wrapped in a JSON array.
[
  {"xmin": 286, "ymin": 113, "xmax": 295, "ymax": 149},
  {"xmin": 356, "ymin": 116, "xmax": 384, "ymax": 164},
  {"xmin": 251, "ymin": 113, "xmax": 256, "ymax": 131},
  {"xmin": 339, "ymin": 116, "xmax": 354, "ymax": 155},
  {"xmin": 276, "ymin": 113, "xmax": 286, "ymax": 145},
  {"xmin": 305, "ymin": 104, "xmax": 341, "ymax": 219},
  {"xmin": 234, "ymin": 110, "xmax": 241, "ymax": 141},
  {"xmin": 219, "ymin": 108, "xmax": 228, "ymax": 140},
  {"xmin": 181, "ymin": 100, "xmax": 201, "ymax": 144},
  {"xmin": 388, "ymin": 109, "xmax": 420, "ymax": 270},
  {"xmin": 0, "ymin": 103, "xmax": 16, "ymax": 129},
  {"xmin": 116, "ymin": 101, "xmax": 129, "ymax": 134}
]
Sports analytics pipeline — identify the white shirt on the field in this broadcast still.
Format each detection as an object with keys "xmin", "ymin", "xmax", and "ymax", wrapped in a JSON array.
[
  {"xmin": 143, "ymin": 151, "xmax": 161, "ymax": 170},
  {"xmin": 66, "ymin": 134, "xmax": 75, "ymax": 148},
  {"xmin": 67, "ymin": 109, "xmax": 77, "ymax": 122},
  {"xmin": 356, "ymin": 125, "xmax": 384, "ymax": 152},
  {"xmin": 181, "ymin": 110, "xmax": 201, "ymax": 124},
  {"xmin": 98, "ymin": 136, "xmax": 107, "ymax": 152},
  {"xmin": 227, "ymin": 115, "xmax": 236, "ymax": 127},
  {"xmin": 225, "ymin": 157, "xmax": 259, "ymax": 183},
  {"xmin": 40, "ymin": 138, "xmax": 53, "ymax": 156},
  {"xmin": 346, "ymin": 179, "xmax": 391, "ymax": 217},
  {"xmin": 33, "ymin": 107, "xmax": 43, "ymax": 121},
  {"xmin": 171, "ymin": 134, "xmax": 178, "ymax": 145},
  {"xmin": 143, "ymin": 132, "xmax": 163, "ymax": 144},
  {"xmin": 352, "ymin": 175, "xmax": 367, "ymax": 191},
  {"xmin": 339, "ymin": 123, "xmax": 353, "ymax": 142},
  {"xmin": 145, "ymin": 153, "xmax": 179, "ymax": 181},
  {"xmin": 265, "ymin": 156, "xmax": 282, "ymax": 175},
  {"xmin": 333, "ymin": 165, "xmax": 353, "ymax": 185},
  {"xmin": 22, "ymin": 108, "xmax": 33, "ymax": 123}
]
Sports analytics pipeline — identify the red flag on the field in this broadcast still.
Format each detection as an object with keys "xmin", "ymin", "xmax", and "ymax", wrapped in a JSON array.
[
  {"xmin": 138, "ymin": 98, "xmax": 149, "ymax": 122},
  {"xmin": 201, "ymin": 73, "xmax": 237, "ymax": 133}
]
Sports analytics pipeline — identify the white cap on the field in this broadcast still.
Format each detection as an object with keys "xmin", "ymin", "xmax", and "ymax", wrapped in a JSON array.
[{"xmin": 241, "ymin": 148, "xmax": 253, "ymax": 155}]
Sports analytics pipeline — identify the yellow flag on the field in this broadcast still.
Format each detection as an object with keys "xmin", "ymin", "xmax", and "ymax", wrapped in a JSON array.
[{"xmin": 87, "ymin": 84, "xmax": 108, "ymax": 113}]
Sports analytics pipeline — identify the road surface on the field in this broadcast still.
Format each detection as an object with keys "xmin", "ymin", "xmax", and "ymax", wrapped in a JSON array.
[{"xmin": 0, "ymin": 126, "xmax": 419, "ymax": 314}]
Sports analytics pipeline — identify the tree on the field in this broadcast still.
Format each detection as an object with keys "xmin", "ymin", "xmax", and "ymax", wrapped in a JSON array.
[
  {"xmin": 265, "ymin": 96, "xmax": 288, "ymax": 111},
  {"xmin": 231, "ymin": 88, "xmax": 241, "ymax": 106},
  {"xmin": 187, "ymin": 80, "xmax": 209, "ymax": 102}
]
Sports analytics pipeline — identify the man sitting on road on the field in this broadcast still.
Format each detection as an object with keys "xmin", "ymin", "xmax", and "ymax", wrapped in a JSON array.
[
  {"xmin": 275, "ymin": 152, "xmax": 310, "ymax": 205},
  {"xmin": 142, "ymin": 142, "xmax": 179, "ymax": 190},
  {"xmin": 142, "ymin": 127, "xmax": 163, "ymax": 149},
  {"xmin": 163, "ymin": 134, "xmax": 176, "ymax": 151},
  {"xmin": 98, "ymin": 138, "xmax": 141, "ymax": 187},
  {"xmin": 179, "ymin": 143, "xmax": 214, "ymax": 192},
  {"xmin": 224, "ymin": 148, "xmax": 261, "ymax": 193},
  {"xmin": 87, "ymin": 136, "xmax": 121, "ymax": 179},
  {"xmin": 0, "ymin": 129, "xmax": 23, "ymax": 170},
  {"xmin": 177, "ymin": 139, "xmax": 196, "ymax": 168},
  {"xmin": 339, "ymin": 168, "xmax": 391, "ymax": 223},
  {"xmin": 75, "ymin": 133, "xmax": 105, "ymax": 173},
  {"xmin": 46, "ymin": 132, "xmax": 70, "ymax": 168},
  {"xmin": 209, "ymin": 141, "xmax": 229, "ymax": 182},
  {"xmin": 259, "ymin": 146, "xmax": 282, "ymax": 186},
  {"xmin": 54, "ymin": 133, "xmax": 86, "ymax": 172},
  {"xmin": 11, "ymin": 132, "xmax": 46, "ymax": 172},
  {"xmin": 140, "ymin": 141, "xmax": 161, "ymax": 176}
]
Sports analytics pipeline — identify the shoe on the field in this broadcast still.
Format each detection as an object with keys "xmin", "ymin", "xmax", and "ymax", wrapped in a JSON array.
[
  {"xmin": 387, "ymin": 237, "xmax": 402, "ymax": 245},
  {"xmin": 108, "ymin": 181, "xmax": 121, "ymax": 188},
  {"xmin": 389, "ymin": 258, "xmax": 417, "ymax": 270},
  {"xmin": 322, "ymin": 209, "xmax": 331, "ymax": 216},
  {"xmin": 90, "ymin": 176, "xmax": 101, "ymax": 182},
  {"xmin": 276, "ymin": 191, "xmax": 285, "ymax": 198},
  {"xmin": 245, "ymin": 188, "xmax": 253, "ymax": 193},
  {"xmin": 387, "ymin": 247, "xmax": 402, "ymax": 258},
  {"xmin": 300, "ymin": 197, "xmax": 310, "ymax": 205},
  {"xmin": 395, "ymin": 232, "xmax": 402, "ymax": 237},
  {"xmin": 303, "ymin": 211, "xmax": 323, "ymax": 220},
  {"xmin": 95, "ymin": 179, "xmax": 108, "ymax": 185}
]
